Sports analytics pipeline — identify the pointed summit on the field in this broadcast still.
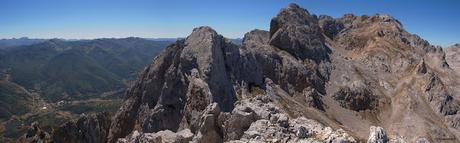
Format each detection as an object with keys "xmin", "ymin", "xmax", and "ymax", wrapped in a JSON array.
[
  {"xmin": 270, "ymin": 3, "xmax": 315, "ymax": 35},
  {"xmin": 191, "ymin": 26, "xmax": 217, "ymax": 35},
  {"xmin": 269, "ymin": 3, "xmax": 329, "ymax": 62},
  {"xmin": 185, "ymin": 26, "xmax": 220, "ymax": 47}
]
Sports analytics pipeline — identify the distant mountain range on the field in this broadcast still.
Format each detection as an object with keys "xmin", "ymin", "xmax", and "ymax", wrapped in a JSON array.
[
  {"xmin": 0, "ymin": 37, "xmax": 173, "ymax": 102},
  {"xmin": 0, "ymin": 37, "xmax": 243, "ymax": 49},
  {"xmin": 0, "ymin": 37, "xmax": 47, "ymax": 49},
  {"xmin": 144, "ymin": 38, "xmax": 180, "ymax": 42}
]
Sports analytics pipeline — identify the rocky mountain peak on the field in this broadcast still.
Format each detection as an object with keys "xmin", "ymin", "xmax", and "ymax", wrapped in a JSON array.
[
  {"xmin": 270, "ymin": 3, "xmax": 316, "ymax": 34},
  {"xmin": 180, "ymin": 25, "xmax": 236, "ymax": 111},
  {"xmin": 190, "ymin": 26, "xmax": 218, "ymax": 35},
  {"xmin": 242, "ymin": 29, "xmax": 270, "ymax": 47},
  {"xmin": 105, "ymin": 25, "xmax": 240, "ymax": 142},
  {"xmin": 269, "ymin": 3, "xmax": 329, "ymax": 62},
  {"xmin": 185, "ymin": 26, "xmax": 220, "ymax": 45}
]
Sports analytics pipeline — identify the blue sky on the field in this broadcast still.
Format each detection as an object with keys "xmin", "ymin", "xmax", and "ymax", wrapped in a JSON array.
[{"xmin": 1, "ymin": 0, "xmax": 459, "ymax": 47}]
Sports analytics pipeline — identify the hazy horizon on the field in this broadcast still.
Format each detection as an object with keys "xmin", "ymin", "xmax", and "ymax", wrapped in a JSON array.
[{"xmin": 1, "ymin": 0, "xmax": 459, "ymax": 47}]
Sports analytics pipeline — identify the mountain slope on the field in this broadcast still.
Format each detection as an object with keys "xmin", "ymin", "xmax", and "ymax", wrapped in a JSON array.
[
  {"xmin": 0, "ymin": 80, "xmax": 34, "ymax": 119},
  {"xmin": 1, "ymin": 40, "xmax": 62, "ymax": 89},
  {"xmin": 319, "ymin": 12, "xmax": 459, "ymax": 142},
  {"xmin": 42, "ymin": 50, "xmax": 122, "ymax": 101}
]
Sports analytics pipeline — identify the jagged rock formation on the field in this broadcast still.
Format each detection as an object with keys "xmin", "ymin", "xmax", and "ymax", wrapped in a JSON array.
[
  {"xmin": 106, "ymin": 27, "xmax": 239, "ymax": 143},
  {"xmin": 118, "ymin": 129, "xmax": 194, "ymax": 143},
  {"xmin": 52, "ymin": 112, "xmax": 111, "ymax": 143},
  {"xmin": 367, "ymin": 126, "xmax": 388, "ymax": 143},
  {"xmin": 446, "ymin": 44, "xmax": 460, "ymax": 72},
  {"xmin": 23, "ymin": 3, "xmax": 460, "ymax": 143},
  {"xmin": 18, "ymin": 112, "xmax": 111, "ymax": 143},
  {"xmin": 18, "ymin": 122, "xmax": 51, "ymax": 143}
]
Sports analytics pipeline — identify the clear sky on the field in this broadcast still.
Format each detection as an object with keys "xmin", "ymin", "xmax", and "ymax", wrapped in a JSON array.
[{"xmin": 1, "ymin": 0, "xmax": 459, "ymax": 47}]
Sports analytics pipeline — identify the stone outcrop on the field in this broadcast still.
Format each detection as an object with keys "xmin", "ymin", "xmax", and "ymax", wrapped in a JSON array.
[
  {"xmin": 52, "ymin": 112, "xmax": 111, "ymax": 143},
  {"xmin": 446, "ymin": 44, "xmax": 460, "ymax": 72},
  {"xmin": 117, "ymin": 129, "xmax": 193, "ymax": 143},
  {"xmin": 367, "ymin": 126, "xmax": 388, "ymax": 143},
  {"xmin": 18, "ymin": 122, "xmax": 51, "ymax": 143},
  {"xmin": 423, "ymin": 73, "xmax": 458, "ymax": 116},
  {"xmin": 319, "ymin": 15, "xmax": 344, "ymax": 39},
  {"xmin": 233, "ymin": 115, "xmax": 356, "ymax": 143},
  {"xmin": 191, "ymin": 103, "xmax": 222, "ymax": 143},
  {"xmin": 332, "ymin": 80, "xmax": 378, "ymax": 111}
]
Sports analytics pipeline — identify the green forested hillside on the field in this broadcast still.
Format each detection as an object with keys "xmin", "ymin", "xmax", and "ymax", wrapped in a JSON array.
[
  {"xmin": 0, "ymin": 38, "xmax": 171, "ymax": 102},
  {"xmin": 0, "ymin": 80, "xmax": 35, "ymax": 119},
  {"xmin": 42, "ymin": 50, "xmax": 122, "ymax": 101}
]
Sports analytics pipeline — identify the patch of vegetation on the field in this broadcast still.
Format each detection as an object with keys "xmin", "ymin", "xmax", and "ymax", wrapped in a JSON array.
[
  {"xmin": 249, "ymin": 83, "xmax": 265, "ymax": 96},
  {"xmin": 0, "ymin": 81, "xmax": 33, "ymax": 120},
  {"xmin": 60, "ymin": 100, "xmax": 122, "ymax": 114}
]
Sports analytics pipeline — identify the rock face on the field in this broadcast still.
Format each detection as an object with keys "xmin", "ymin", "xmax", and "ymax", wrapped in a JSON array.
[
  {"xmin": 269, "ymin": 3, "xmax": 330, "ymax": 62},
  {"xmin": 446, "ymin": 44, "xmax": 460, "ymax": 72},
  {"xmin": 106, "ymin": 26, "xmax": 240, "ymax": 142},
  {"xmin": 52, "ymin": 112, "xmax": 112, "ymax": 143},
  {"xmin": 367, "ymin": 126, "xmax": 388, "ymax": 143},
  {"xmin": 117, "ymin": 129, "xmax": 194, "ymax": 143},
  {"xmin": 332, "ymin": 81, "xmax": 377, "ymax": 111},
  {"xmin": 27, "ymin": 3, "xmax": 460, "ymax": 143},
  {"xmin": 18, "ymin": 122, "xmax": 51, "ymax": 143},
  {"xmin": 19, "ymin": 112, "xmax": 111, "ymax": 143}
]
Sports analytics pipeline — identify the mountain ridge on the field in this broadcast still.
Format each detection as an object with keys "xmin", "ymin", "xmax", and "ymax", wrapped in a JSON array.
[{"xmin": 18, "ymin": 3, "xmax": 460, "ymax": 143}]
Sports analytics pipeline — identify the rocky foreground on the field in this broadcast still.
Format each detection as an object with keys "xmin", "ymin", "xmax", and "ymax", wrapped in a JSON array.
[{"xmin": 21, "ymin": 3, "xmax": 460, "ymax": 143}]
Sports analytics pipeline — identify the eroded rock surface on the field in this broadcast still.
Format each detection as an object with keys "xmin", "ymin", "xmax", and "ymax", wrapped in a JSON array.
[
  {"xmin": 52, "ymin": 112, "xmax": 111, "ymax": 143},
  {"xmin": 117, "ymin": 129, "xmax": 193, "ymax": 143},
  {"xmin": 18, "ymin": 122, "xmax": 51, "ymax": 143},
  {"xmin": 446, "ymin": 44, "xmax": 460, "ymax": 72},
  {"xmin": 367, "ymin": 126, "xmax": 388, "ymax": 143}
]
